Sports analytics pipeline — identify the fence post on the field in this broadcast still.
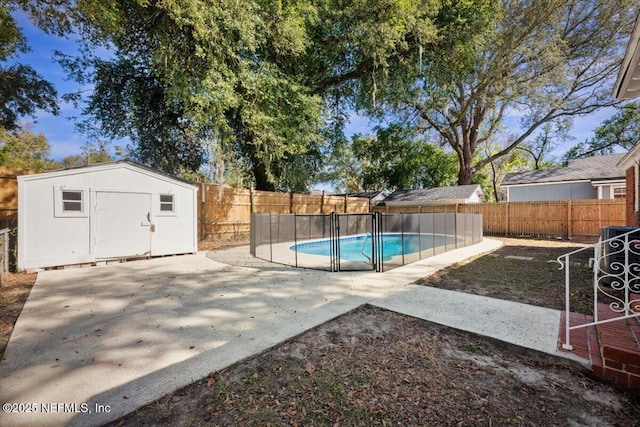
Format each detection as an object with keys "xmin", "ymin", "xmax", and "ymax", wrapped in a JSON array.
[
  {"xmin": 505, "ymin": 203, "xmax": 510, "ymax": 236},
  {"xmin": 289, "ymin": 191, "xmax": 294, "ymax": 213},
  {"xmin": 200, "ymin": 183, "xmax": 206, "ymax": 241},
  {"xmin": 567, "ymin": 200, "xmax": 572, "ymax": 239},
  {"xmin": 344, "ymin": 193, "xmax": 348, "ymax": 213},
  {"xmin": 321, "ymin": 190, "xmax": 325, "ymax": 214},
  {"xmin": 249, "ymin": 187, "xmax": 255, "ymax": 214}
]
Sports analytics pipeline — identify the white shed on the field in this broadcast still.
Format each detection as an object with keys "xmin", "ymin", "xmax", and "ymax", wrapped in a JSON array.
[{"xmin": 17, "ymin": 161, "xmax": 198, "ymax": 270}]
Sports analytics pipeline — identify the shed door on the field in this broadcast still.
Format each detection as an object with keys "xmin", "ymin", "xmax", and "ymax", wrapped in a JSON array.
[{"xmin": 95, "ymin": 191, "xmax": 152, "ymax": 259}]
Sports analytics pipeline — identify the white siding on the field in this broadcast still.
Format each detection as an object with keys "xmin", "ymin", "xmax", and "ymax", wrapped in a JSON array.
[{"xmin": 507, "ymin": 182, "xmax": 596, "ymax": 202}]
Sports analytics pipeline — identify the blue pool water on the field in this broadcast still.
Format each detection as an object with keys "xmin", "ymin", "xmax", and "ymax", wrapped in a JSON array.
[{"xmin": 290, "ymin": 233, "xmax": 439, "ymax": 262}]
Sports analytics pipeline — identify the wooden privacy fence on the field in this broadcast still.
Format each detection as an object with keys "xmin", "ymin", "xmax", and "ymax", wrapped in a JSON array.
[
  {"xmin": 0, "ymin": 166, "xmax": 36, "ymax": 229},
  {"xmin": 198, "ymin": 184, "xmax": 370, "ymax": 240},
  {"xmin": 373, "ymin": 199, "xmax": 626, "ymax": 240}
]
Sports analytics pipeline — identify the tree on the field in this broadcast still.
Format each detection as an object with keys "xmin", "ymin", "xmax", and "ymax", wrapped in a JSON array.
[
  {"xmin": 387, "ymin": 0, "xmax": 638, "ymax": 185},
  {"xmin": 480, "ymin": 122, "xmax": 564, "ymax": 201},
  {"xmin": 66, "ymin": 57, "xmax": 207, "ymax": 174},
  {"xmin": 518, "ymin": 122, "xmax": 565, "ymax": 170},
  {"xmin": 12, "ymin": 0, "xmax": 493, "ymax": 189},
  {"xmin": 352, "ymin": 125, "xmax": 458, "ymax": 191},
  {"xmin": 49, "ymin": 0, "xmax": 492, "ymax": 190},
  {"xmin": 0, "ymin": 3, "xmax": 58, "ymax": 130},
  {"xmin": 314, "ymin": 140, "xmax": 364, "ymax": 193},
  {"xmin": 563, "ymin": 102, "xmax": 640, "ymax": 160},
  {"xmin": 55, "ymin": 0, "xmax": 327, "ymax": 189},
  {"xmin": 58, "ymin": 141, "xmax": 113, "ymax": 168},
  {"xmin": 482, "ymin": 141, "xmax": 530, "ymax": 202},
  {"xmin": 0, "ymin": 122, "xmax": 55, "ymax": 170}
]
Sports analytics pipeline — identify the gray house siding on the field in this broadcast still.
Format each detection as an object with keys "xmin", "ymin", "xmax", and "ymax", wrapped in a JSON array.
[{"xmin": 508, "ymin": 182, "xmax": 596, "ymax": 202}]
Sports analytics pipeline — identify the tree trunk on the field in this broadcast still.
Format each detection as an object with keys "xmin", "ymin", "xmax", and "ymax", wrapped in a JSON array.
[
  {"xmin": 457, "ymin": 165, "xmax": 474, "ymax": 186},
  {"xmin": 457, "ymin": 145, "xmax": 475, "ymax": 185},
  {"xmin": 252, "ymin": 160, "xmax": 275, "ymax": 191}
]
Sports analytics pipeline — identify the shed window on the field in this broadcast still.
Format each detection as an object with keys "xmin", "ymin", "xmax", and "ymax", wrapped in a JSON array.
[
  {"xmin": 160, "ymin": 194, "xmax": 174, "ymax": 212},
  {"xmin": 62, "ymin": 190, "xmax": 83, "ymax": 212}
]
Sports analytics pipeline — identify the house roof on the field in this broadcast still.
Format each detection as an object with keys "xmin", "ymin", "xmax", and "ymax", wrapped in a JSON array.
[
  {"xmin": 617, "ymin": 141, "xmax": 640, "ymax": 170},
  {"xmin": 382, "ymin": 185, "xmax": 483, "ymax": 205},
  {"xmin": 347, "ymin": 190, "xmax": 389, "ymax": 199},
  {"xmin": 501, "ymin": 154, "xmax": 626, "ymax": 186},
  {"xmin": 613, "ymin": 11, "xmax": 640, "ymax": 100}
]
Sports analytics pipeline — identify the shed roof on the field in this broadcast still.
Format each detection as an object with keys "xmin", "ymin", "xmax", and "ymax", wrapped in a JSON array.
[
  {"xmin": 382, "ymin": 185, "xmax": 483, "ymax": 205},
  {"xmin": 501, "ymin": 154, "xmax": 626, "ymax": 186},
  {"xmin": 17, "ymin": 160, "xmax": 197, "ymax": 188}
]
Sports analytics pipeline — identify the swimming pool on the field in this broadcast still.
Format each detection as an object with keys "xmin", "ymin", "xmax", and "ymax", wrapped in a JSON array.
[{"xmin": 290, "ymin": 233, "xmax": 445, "ymax": 262}]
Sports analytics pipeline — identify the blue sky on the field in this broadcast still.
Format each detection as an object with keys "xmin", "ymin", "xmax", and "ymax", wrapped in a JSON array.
[{"xmin": 9, "ymin": 11, "xmax": 622, "ymax": 163}]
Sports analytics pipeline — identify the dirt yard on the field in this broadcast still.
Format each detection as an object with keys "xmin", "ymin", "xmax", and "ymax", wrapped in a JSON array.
[
  {"xmin": 0, "ymin": 272, "xmax": 36, "ymax": 358},
  {"xmin": 2, "ymin": 238, "xmax": 639, "ymax": 425},
  {"xmin": 108, "ymin": 305, "xmax": 639, "ymax": 426},
  {"xmin": 106, "ymin": 237, "xmax": 639, "ymax": 426}
]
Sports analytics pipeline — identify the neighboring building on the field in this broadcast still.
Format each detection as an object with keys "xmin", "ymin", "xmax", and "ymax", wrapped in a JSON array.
[
  {"xmin": 501, "ymin": 154, "xmax": 626, "ymax": 202},
  {"xmin": 380, "ymin": 185, "xmax": 484, "ymax": 207},
  {"xmin": 18, "ymin": 161, "xmax": 198, "ymax": 270},
  {"xmin": 614, "ymin": 13, "xmax": 640, "ymax": 226},
  {"xmin": 347, "ymin": 190, "xmax": 390, "ymax": 206}
]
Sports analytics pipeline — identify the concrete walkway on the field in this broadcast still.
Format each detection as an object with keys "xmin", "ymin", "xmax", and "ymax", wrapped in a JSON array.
[{"xmin": 0, "ymin": 238, "xmax": 581, "ymax": 426}]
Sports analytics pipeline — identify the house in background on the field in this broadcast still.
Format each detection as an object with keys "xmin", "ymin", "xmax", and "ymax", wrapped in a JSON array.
[
  {"xmin": 347, "ymin": 190, "xmax": 390, "ymax": 206},
  {"xmin": 501, "ymin": 154, "xmax": 626, "ymax": 202},
  {"xmin": 18, "ymin": 161, "xmax": 198, "ymax": 270},
  {"xmin": 379, "ymin": 184, "xmax": 484, "ymax": 207}
]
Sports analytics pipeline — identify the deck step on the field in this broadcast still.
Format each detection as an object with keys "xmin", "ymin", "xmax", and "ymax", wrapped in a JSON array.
[
  {"xmin": 595, "ymin": 304, "xmax": 640, "ymax": 392},
  {"xmin": 558, "ymin": 305, "xmax": 640, "ymax": 395}
]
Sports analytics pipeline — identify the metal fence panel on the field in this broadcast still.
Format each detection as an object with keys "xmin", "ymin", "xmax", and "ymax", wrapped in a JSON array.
[
  {"xmin": 419, "ymin": 213, "xmax": 436, "ymax": 259},
  {"xmin": 250, "ymin": 212, "xmax": 483, "ymax": 273},
  {"xmin": 433, "ymin": 214, "xmax": 447, "ymax": 255},
  {"xmin": 291, "ymin": 214, "xmax": 332, "ymax": 271},
  {"xmin": 445, "ymin": 214, "xmax": 457, "ymax": 251},
  {"xmin": 253, "ymin": 214, "xmax": 272, "ymax": 261}
]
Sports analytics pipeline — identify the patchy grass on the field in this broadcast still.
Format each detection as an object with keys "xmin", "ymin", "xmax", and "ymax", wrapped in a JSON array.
[{"xmin": 416, "ymin": 237, "xmax": 597, "ymax": 314}]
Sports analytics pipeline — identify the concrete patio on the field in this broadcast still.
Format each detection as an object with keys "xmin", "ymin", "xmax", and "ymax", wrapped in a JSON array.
[{"xmin": 0, "ymin": 238, "xmax": 584, "ymax": 426}]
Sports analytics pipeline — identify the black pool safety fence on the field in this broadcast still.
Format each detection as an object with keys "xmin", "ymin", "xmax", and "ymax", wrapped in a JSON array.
[{"xmin": 250, "ymin": 212, "xmax": 483, "ymax": 272}]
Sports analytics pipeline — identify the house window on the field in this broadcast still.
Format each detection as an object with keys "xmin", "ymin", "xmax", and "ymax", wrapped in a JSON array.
[
  {"xmin": 62, "ymin": 190, "xmax": 83, "ymax": 212},
  {"xmin": 613, "ymin": 186, "xmax": 626, "ymax": 199},
  {"xmin": 160, "ymin": 194, "xmax": 174, "ymax": 212}
]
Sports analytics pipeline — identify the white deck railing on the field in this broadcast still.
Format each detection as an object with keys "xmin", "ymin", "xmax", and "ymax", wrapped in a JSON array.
[{"xmin": 557, "ymin": 228, "xmax": 640, "ymax": 350}]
